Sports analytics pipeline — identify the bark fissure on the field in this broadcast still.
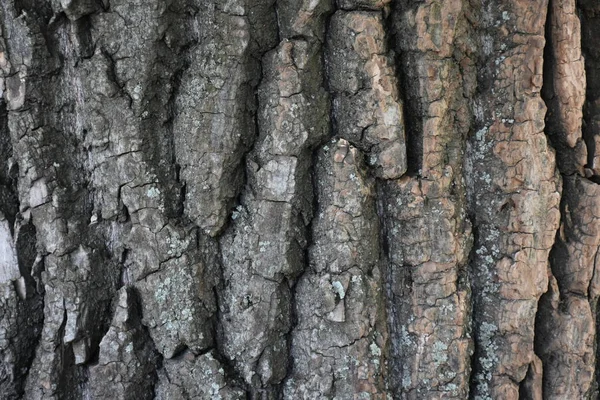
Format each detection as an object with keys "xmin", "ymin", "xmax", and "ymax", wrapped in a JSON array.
[{"xmin": 534, "ymin": 0, "xmax": 600, "ymax": 397}]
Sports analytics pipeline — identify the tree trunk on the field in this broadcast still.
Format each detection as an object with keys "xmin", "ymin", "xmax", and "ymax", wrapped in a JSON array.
[{"xmin": 0, "ymin": 0, "xmax": 598, "ymax": 399}]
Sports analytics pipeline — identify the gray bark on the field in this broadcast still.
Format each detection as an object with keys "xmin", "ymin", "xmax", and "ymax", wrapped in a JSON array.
[{"xmin": 0, "ymin": 0, "xmax": 599, "ymax": 399}]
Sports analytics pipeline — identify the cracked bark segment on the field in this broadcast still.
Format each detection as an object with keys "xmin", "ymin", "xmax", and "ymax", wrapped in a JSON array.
[
  {"xmin": 542, "ymin": 0, "xmax": 587, "ymax": 174},
  {"xmin": 89, "ymin": 287, "xmax": 159, "ymax": 400},
  {"xmin": 50, "ymin": 246, "xmax": 120, "ymax": 364},
  {"xmin": 86, "ymin": 0, "xmax": 184, "ymax": 224},
  {"xmin": 4, "ymin": 0, "xmax": 600, "ymax": 398},
  {"xmin": 549, "ymin": 176, "xmax": 600, "ymax": 297},
  {"xmin": 466, "ymin": 2, "xmax": 562, "ymax": 398},
  {"xmin": 80, "ymin": 50, "xmax": 150, "ymax": 222},
  {"xmin": 155, "ymin": 350, "xmax": 245, "ymax": 400},
  {"xmin": 284, "ymin": 139, "xmax": 388, "ymax": 399},
  {"xmin": 28, "ymin": 243, "xmax": 114, "ymax": 396},
  {"xmin": 399, "ymin": 54, "xmax": 473, "ymax": 177},
  {"xmin": 327, "ymin": 11, "xmax": 407, "ymax": 179},
  {"xmin": 393, "ymin": 0, "xmax": 474, "ymax": 177},
  {"xmin": 86, "ymin": 0, "xmax": 224, "ymax": 366},
  {"xmin": 394, "ymin": 0, "xmax": 462, "ymax": 59},
  {"xmin": 219, "ymin": 37, "xmax": 329, "ymax": 395},
  {"xmin": 535, "ymin": 175, "xmax": 600, "ymax": 398},
  {"xmin": 137, "ymin": 243, "xmax": 217, "ymax": 359},
  {"xmin": 380, "ymin": 176, "xmax": 472, "ymax": 399},
  {"xmin": 0, "ymin": 281, "xmax": 43, "ymax": 399},
  {"xmin": 218, "ymin": 250, "xmax": 293, "ymax": 388},
  {"xmin": 173, "ymin": 1, "xmax": 277, "ymax": 237},
  {"xmin": 55, "ymin": 0, "xmax": 99, "ymax": 21},
  {"xmin": 0, "ymin": 8, "xmax": 124, "ymax": 398},
  {"xmin": 277, "ymin": 0, "xmax": 333, "ymax": 41},
  {"xmin": 2, "ymin": 3, "xmax": 211, "ymax": 398},
  {"xmin": 382, "ymin": 1, "xmax": 474, "ymax": 398},
  {"xmin": 539, "ymin": 11, "xmax": 593, "ymax": 394},
  {"xmin": 309, "ymin": 140, "xmax": 379, "ymax": 275},
  {"xmin": 536, "ymin": 278, "xmax": 595, "ymax": 399},
  {"xmin": 256, "ymin": 39, "xmax": 330, "ymax": 161}
]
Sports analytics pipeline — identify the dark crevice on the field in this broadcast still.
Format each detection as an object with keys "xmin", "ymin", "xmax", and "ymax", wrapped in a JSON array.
[
  {"xmin": 55, "ymin": 307, "xmax": 88, "ymax": 400},
  {"xmin": 466, "ymin": 217, "xmax": 482, "ymax": 400},
  {"xmin": 594, "ymin": 296, "xmax": 600, "ymax": 398},
  {"xmin": 533, "ymin": 287, "xmax": 549, "ymax": 399},
  {"xmin": 540, "ymin": 0, "xmax": 559, "ymax": 149},
  {"xmin": 580, "ymin": 3, "xmax": 600, "ymax": 396},
  {"xmin": 118, "ymin": 248, "xmax": 131, "ymax": 288},
  {"xmin": 161, "ymin": 44, "xmax": 191, "ymax": 222},
  {"xmin": 386, "ymin": 1, "xmax": 421, "ymax": 177},
  {"xmin": 534, "ymin": 1, "xmax": 592, "ymax": 397},
  {"xmin": 13, "ymin": 0, "xmax": 53, "ymax": 22},
  {"xmin": 581, "ymin": 1, "xmax": 600, "ymax": 177},
  {"xmin": 518, "ymin": 362, "xmax": 537, "ymax": 400},
  {"xmin": 376, "ymin": 182, "xmax": 413, "ymax": 397},
  {"xmin": 0, "ymin": 100, "xmax": 19, "ymax": 229},
  {"xmin": 124, "ymin": 286, "xmax": 161, "ymax": 397},
  {"xmin": 281, "ymin": 131, "xmax": 331, "ymax": 388},
  {"xmin": 397, "ymin": 62, "xmax": 423, "ymax": 177},
  {"xmin": 15, "ymin": 218, "xmax": 38, "ymax": 288},
  {"xmin": 211, "ymin": 283, "xmax": 248, "ymax": 394}
]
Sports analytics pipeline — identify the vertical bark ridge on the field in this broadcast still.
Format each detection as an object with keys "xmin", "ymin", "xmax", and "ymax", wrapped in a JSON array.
[
  {"xmin": 379, "ymin": 1, "xmax": 475, "ymax": 398},
  {"xmin": 280, "ymin": 1, "xmax": 396, "ymax": 398},
  {"xmin": 284, "ymin": 138, "xmax": 389, "ymax": 398},
  {"xmin": 466, "ymin": 1, "xmax": 561, "ymax": 398},
  {"xmin": 217, "ymin": 1, "xmax": 329, "ymax": 397},
  {"xmin": 534, "ymin": 0, "xmax": 600, "ymax": 398}
]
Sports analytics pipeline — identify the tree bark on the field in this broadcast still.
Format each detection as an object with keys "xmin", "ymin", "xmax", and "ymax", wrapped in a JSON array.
[{"xmin": 0, "ymin": 0, "xmax": 598, "ymax": 399}]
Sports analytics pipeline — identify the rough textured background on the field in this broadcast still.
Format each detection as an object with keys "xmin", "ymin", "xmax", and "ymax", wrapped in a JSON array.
[{"xmin": 0, "ymin": 0, "xmax": 598, "ymax": 399}]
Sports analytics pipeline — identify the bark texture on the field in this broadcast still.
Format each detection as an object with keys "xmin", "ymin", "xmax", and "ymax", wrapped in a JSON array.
[{"xmin": 0, "ymin": 0, "xmax": 599, "ymax": 399}]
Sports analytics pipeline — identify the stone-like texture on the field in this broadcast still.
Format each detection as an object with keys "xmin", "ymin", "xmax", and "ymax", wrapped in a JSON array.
[
  {"xmin": 136, "ymin": 240, "xmax": 216, "ymax": 359},
  {"xmin": 1, "ymin": 0, "xmax": 600, "ymax": 399}
]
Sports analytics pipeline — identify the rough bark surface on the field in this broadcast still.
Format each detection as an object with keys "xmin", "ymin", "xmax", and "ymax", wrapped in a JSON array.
[{"xmin": 0, "ymin": 0, "xmax": 599, "ymax": 399}]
